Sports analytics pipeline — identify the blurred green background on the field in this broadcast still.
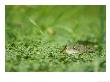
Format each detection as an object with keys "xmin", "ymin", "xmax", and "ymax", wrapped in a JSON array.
[{"xmin": 5, "ymin": 5, "xmax": 106, "ymax": 72}]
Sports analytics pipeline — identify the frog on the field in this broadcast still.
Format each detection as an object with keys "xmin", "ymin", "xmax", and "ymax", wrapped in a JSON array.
[{"xmin": 61, "ymin": 43, "xmax": 95, "ymax": 55}]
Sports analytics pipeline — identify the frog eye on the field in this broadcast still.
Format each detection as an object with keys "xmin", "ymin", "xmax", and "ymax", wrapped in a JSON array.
[{"xmin": 73, "ymin": 47, "xmax": 75, "ymax": 49}]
